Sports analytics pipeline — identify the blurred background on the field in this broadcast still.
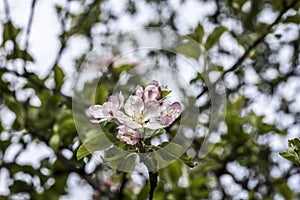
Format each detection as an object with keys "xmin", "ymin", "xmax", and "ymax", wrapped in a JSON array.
[{"xmin": 0, "ymin": 0, "xmax": 300, "ymax": 199}]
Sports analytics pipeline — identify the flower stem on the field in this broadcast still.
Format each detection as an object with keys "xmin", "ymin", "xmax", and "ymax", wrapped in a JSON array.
[{"xmin": 148, "ymin": 171, "xmax": 158, "ymax": 200}]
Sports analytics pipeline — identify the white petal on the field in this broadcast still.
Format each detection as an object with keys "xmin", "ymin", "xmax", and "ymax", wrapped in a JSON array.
[
  {"xmin": 125, "ymin": 119, "xmax": 143, "ymax": 129},
  {"xmin": 144, "ymin": 101, "xmax": 159, "ymax": 121},
  {"xmin": 144, "ymin": 85, "xmax": 160, "ymax": 101},
  {"xmin": 108, "ymin": 95, "xmax": 119, "ymax": 107},
  {"xmin": 115, "ymin": 111, "xmax": 131, "ymax": 123},
  {"xmin": 102, "ymin": 102, "xmax": 118, "ymax": 116},
  {"xmin": 89, "ymin": 105, "xmax": 104, "ymax": 118},
  {"xmin": 124, "ymin": 95, "xmax": 144, "ymax": 116},
  {"xmin": 144, "ymin": 122, "xmax": 164, "ymax": 130},
  {"xmin": 135, "ymin": 85, "xmax": 144, "ymax": 98},
  {"xmin": 90, "ymin": 119, "xmax": 106, "ymax": 123}
]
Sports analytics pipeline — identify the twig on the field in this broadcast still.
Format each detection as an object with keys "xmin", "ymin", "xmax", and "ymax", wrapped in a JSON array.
[
  {"xmin": 197, "ymin": 0, "xmax": 299, "ymax": 99},
  {"xmin": 148, "ymin": 171, "xmax": 158, "ymax": 200},
  {"xmin": 22, "ymin": 0, "xmax": 37, "ymax": 73},
  {"xmin": 0, "ymin": 67, "xmax": 71, "ymax": 101}
]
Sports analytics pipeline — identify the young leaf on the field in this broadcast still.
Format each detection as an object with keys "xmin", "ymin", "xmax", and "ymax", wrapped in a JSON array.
[
  {"xmin": 49, "ymin": 134, "xmax": 60, "ymax": 152},
  {"xmin": 53, "ymin": 65, "xmax": 65, "ymax": 89},
  {"xmin": 279, "ymin": 152, "xmax": 298, "ymax": 163},
  {"xmin": 180, "ymin": 153, "xmax": 197, "ymax": 168},
  {"xmin": 195, "ymin": 23, "xmax": 205, "ymax": 43},
  {"xmin": 205, "ymin": 26, "xmax": 227, "ymax": 50},
  {"xmin": 77, "ymin": 134, "xmax": 112, "ymax": 160},
  {"xmin": 158, "ymin": 90, "xmax": 171, "ymax": 100},
  {"xmin": 176, "ymin": 41, "xmax": 201, "ymax": 59}
]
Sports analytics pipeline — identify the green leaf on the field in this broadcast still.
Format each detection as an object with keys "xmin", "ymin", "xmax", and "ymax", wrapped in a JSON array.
[
  {"xmin": 176, "ymin": 41, "xmax": 201, "ymax": 59},
  {"xmin": 137, "ymin": 183, "xmax": 149, "ymax": 200},
  {"xmin": 283, "ymin": 14, "xmax": 300, "ymax": 24},
  {"xmin": 158, "ymin": 90, "xmax": 171, "ymax": 100},
  {"xmin": 77, "ymin": 145, "xmax": 91, "ymax": 160},
  {"xmin": 9, "ymin": 180, "xmax": 33, "ymax": 193},
  {"xmin": 2, "ymin": 22, "xmax": 21, "ymax": 42},
  {"xmin": 217, "ymin": 66, "xmax": 224, "ymax": 72},
  {"xmin": 205, "ymin": 26, "xmax": 227, "ymax": 50},
  {"xmin": 77, "ymin": 134, "xmax": 112, "ymax": 160},
  {"xmin": 95, "ymin": 84, "xmax": 109, "ymax": 104},
  {"xmin": 272, "ymin": 0, "xmax": 284, "ymax": 11},
  {"xmin": 289, "ymin": 138, "xmax": 300, "ymax": 152},
  {"xmin": 180, "ymin": 153, "xmax": 198, "ymax": 168},
  {"xmin": 49, "ymin": 134, "xmax": 60, "ymax": 151},
  {"xmin": 280, "ymin": 138, "xmax": 300, "ymax": 165},
  {"xmin": 3, "ymin": 94, "xmax": 25, "ymax": 129},
  {"xmin": 113, "ymin": 64, "xmax": 135, "ymax": 78},
  {"xmin": 276, "ymin": 182, "xmax": 295, "ymax": 200},
  {"xmin": 6, "ymin": 48, "xmax": 34, "ymax": 61},
  {"xmin": 279, "ymin": 152, "xmax": 298, "ymax": 163},
  {"xmin": 195, "ymin": 23, "xmax": 205, "ymax": 43},
  {"xmin": 53, "ymin": 65, "xmax": 65, "ymax": 89}
]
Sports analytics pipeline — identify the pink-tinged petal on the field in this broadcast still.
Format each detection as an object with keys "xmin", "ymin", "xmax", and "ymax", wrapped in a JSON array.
[
  {"xmin": 89, "ymin": 105, "xmax": 104, "ymax": 118},
  {"xmin": 160, "ymin": 116, "xmax": 173, "ymax": 126},
  {"xmin": 135, "ymin": 85, "xmax": 144, "ymax": 99},
  {"xmin": 144, "ymin": 84, "xmax": 161, "ymax": 102},
  {"xmin": 171, "ymin": 102, "xmax": 181, "ymax": 110},
  {"xmin": 144, "ymin": 100, "xmax": 160, "ymax": 121},
  {"xmin": 132, "ymin": 131, "xmax": 139, "ymax": 144},
  {"xmin": 102, "ymin": 102, "xmax": 118, "ymax": 117},
  {"xmin": 144, "ymin": 122, "xmax": 164, "ymax": 130},
  {"xmin": 117, "ymin": 124, "xmax": 139, "ymax": 145},
  {"xmin": 170, "ymin": 102, "xmax": 182, "ymax": 119},
  {"xmin": 108, "ymin": 95, "xmax": 119, "ymax": 107},
  {"xmin": 124, "ymin": 95, "xmax": 144, "ymax": 116},
  {"xmin": 148, "ymin": 80, "xmax": 159, "ymax": 87},
  {"xmin": 89, "ymin": 119, "xmax": 106, "ymax": 123}
]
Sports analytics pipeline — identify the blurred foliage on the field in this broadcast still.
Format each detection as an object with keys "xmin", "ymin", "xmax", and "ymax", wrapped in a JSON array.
[
  {"xmin": 0, "ymin": 0, "xmax": 300, "ymax": 200},
  {"xmin": 280, "ymin": 138, "xmax": 300, "ymax": 166}
]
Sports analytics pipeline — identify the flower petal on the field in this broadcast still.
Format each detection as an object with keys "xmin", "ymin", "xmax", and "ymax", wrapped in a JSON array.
[
  {"xmin": 135, "ymin": 85, "xmax": 144, "ymax": 99},
  {"xmin": 124, "ymin": 95, "xmax": 144, "ymax": 116},
  {"xmin": 144, "ymin": 122, "xmax": 164, "ymax": 130},
  {"xmin": 89, "ymin": 105, "xmax": 104, "ymax": 118},
  {"xmin": 108, "ymin": 95, "xmax": 119, "ymax": 106},
  {"xmin": 160, "ymin": 116, "xmax": 173, "ymax": 126},
  {"xmin": 89, "ymin": 119, "xmax": 106, "ymax": 123},
  {"xmin": 117, "ymin": 124, "xmax": 139, "ymax": 145},
  {"xmin": 102, "ymin": 102, "xmax": 118, "ymax": 117},
  {"xmin": 124, "ymin": 119, "xmax": 143, "ymax": 129},
  {"xmin": 170, "ymin": 102, "xmax": 181, "ymax": 119},
  {"xmin": 144, "ymin": 100, "xmax": 160, "ymax": 121},
  {"xmin": 144, "ymin": 84, "xmax": 161, "ymax": 102}
]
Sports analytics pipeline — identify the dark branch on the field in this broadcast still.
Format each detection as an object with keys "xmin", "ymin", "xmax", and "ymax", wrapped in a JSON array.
[
  {"xmin": 22, "ymin": 0, "xmax": 37, "ymax": 73},
  {"xmin": 148, "ymin": 171, "xmax": 158, "ymax": 200},
  {"xmin": 197, "ymin": 0, "xmax": 299, "ymax": 99}
]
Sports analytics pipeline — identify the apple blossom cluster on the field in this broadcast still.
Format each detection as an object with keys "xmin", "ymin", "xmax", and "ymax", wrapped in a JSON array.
[{"xmin": 89, "ymin": 80, "xmax": 182, "ymax": 145}]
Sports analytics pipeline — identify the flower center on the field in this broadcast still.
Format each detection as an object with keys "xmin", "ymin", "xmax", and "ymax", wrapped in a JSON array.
[
  {"xmin": 124, "ymin": 132, "xmax": 133, "ymax": 138},
  {"xmin": 132, "ymin": 111, "xmax": 144, "ymax": 124}
]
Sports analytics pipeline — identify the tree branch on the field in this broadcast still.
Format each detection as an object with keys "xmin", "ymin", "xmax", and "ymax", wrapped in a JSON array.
[
  {"xmin": 148, "ymin": 171, "xmax": 158, "ymax": 200},
  {"xmin": 197, "ymin": 0, "xmax": 299, "ymax": 99},
  {"xmin": 22, "ymin": 0, "xmax": 37, "ymax": 73}
]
